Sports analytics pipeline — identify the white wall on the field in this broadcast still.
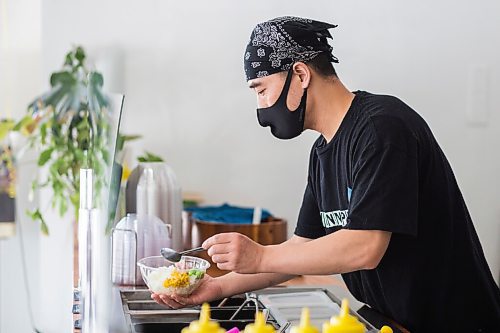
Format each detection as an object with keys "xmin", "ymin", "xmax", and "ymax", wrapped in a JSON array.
[
  {"xmin": 1, "ymin": 0, "xmax": 499, "ymax": 331},
  {"xmin": 43, "ymin": 0, "xmax": 500, "ymax": 281},
  {"xmin": 0, "ymin": 0, "xmax": 42, "ymax": 332}
]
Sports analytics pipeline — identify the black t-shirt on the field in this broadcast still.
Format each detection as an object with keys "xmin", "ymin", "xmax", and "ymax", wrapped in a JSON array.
[{"xmin": 295, "ymin": 91, "xmax": 500, "ymax": 332}]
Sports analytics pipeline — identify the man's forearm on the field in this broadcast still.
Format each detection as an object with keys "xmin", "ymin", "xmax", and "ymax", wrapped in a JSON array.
[
  {"xmin": 259, "ymin": 229, "xmax": 391, "ymax": 275},
  {"xmin": 215, "ymin": 271, "xmax": 296, "ymax": 298}
]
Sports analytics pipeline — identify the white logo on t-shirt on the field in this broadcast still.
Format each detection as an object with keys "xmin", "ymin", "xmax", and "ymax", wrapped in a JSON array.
[{"xmin": 320, "ymin": 210, "xmax": 349, "ymax": 228}]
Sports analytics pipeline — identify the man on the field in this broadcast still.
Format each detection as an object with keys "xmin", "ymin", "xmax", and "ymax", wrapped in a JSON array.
[{"xmin": 153, "ymin": 16, "xmax": 500, "ymax": 331}]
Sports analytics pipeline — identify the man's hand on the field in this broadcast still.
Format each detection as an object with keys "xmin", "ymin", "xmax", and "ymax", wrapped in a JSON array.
[
  {"xmin": 151, "ymin": 275, "xmax": 223, "ymax": 309},
  {"xmin": 202, "ymin": 232, "xmax": 264, "ymax": 273}
]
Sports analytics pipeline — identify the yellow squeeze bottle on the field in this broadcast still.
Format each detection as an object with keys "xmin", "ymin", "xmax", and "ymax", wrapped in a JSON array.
[
  {"xmin": 244, "ymin": 311, "xmax": 276, "ymax": 333},
  {"xmin": 322, "ymin": 299, "xmax": 393, "ymax": 333},
  {"xmin": 182, "ymin": 303, "xmax": 226, "ymax": 333},
  {"xmin": 291, "ymin": 308, "xmax": 319, "ymax": 333},
  {"xmin": 322, "ymin": 299, "xmax": 366, "ymax": 333}
]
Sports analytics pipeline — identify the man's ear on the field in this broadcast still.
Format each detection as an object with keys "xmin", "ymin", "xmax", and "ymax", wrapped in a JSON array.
[{"xmin": 292, "ymin": 62, "xmax": 311, "ymax": 89}]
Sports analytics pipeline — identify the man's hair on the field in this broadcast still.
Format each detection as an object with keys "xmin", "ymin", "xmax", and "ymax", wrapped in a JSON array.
[
  {"xmin": 306, "ymin": 53, "xmax": 337, "ymax": 78},
  {"xmin": 280, "ymin": 52, "xmax": 338, "ymax": 79}
]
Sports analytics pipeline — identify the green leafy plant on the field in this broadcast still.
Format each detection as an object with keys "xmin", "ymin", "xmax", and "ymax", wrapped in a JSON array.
[
  {"xmin": 2, "ymin": 47, "xmax": 162, "ymax": 235},
  {"xmin": 137, "ymin": 151, "xmax": 164, "ymax": 163},
  {"xmin": 15, "ymin": 46, "xmax": 111, "ymax": 235}
]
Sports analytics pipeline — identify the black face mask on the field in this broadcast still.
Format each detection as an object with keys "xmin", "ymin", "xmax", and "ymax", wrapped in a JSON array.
[{"xmin": 256, "ymin": 70, "xmax": 308, "ymax": 140}]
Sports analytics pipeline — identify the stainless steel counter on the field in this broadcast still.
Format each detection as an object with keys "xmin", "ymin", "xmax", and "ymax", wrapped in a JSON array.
[{"xmin": 108, "ymin": 284, "xmax": 400, "ymax": 333}]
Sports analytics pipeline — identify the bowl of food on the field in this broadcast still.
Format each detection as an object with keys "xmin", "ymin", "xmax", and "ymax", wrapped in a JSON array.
[{"xmin": 137, "ymin": 255, "xmax": 210, "ymax": 296}]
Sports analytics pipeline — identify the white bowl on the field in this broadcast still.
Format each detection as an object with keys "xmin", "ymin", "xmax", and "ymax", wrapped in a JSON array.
[{"xmin": 137, "ymin": 255, "xmax": 210, "ymax": 296}]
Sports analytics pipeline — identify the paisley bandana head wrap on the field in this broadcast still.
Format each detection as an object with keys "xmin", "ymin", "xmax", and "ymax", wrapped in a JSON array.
[{"xmin": 244, "ymin": 16, "xmax": 339, "ymax": 81}]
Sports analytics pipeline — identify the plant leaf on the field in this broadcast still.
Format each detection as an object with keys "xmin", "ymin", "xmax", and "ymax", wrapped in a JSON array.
[
  {"xmin": 88, "ymin": 71, "xmax": 103, "ymax": 88},
  {"xmin": 12, "ymin": 115, "xmax": 33, "ymax": 131},
  {"xmin": 122, "ymin": 134, "xmax": 142, "ymax": 141},
  {"xmin": 40, "ymin": 219, "xmax": 49, "ymax": 236},
  {"xmin": 101, "ymin": 148, "xmax": 110, "ymax": 164},
  {"xmin": 64, "ymin": 51, "xmax": 74, "ymax": 67},
  {"xmin": 87, "ymin": 72, "xmax": 108, "ymax": 112},
  {"xmin": 59, "ymin": 196, "xmax": 68, "ymax": 216},
  {"xmin": 70, "ymin": 193, "xmax": 79, "ymax": 207},
  {"xmin": 40, "ymin": 122, "xmax": 47, "ymax": 144},
  {"xmin": 50, "ymin": 71, "xmax": 76, "ymax": 88},
  {"xmin": 0, "ymin": 119, "xmax": 15, "ymax": 141},
  {"xmin": 74, "ymin": 46, "xmax": 86, "ymax": 64},
  {"xmin": 116, "ymin": 134, "xmax": 142, "ymax": 151},
  {"xmin": 26, "ymin": 209, "xmax": 49, "ymax": 236},
  {"xmin": 137, "ymin": 151, "xmax": 164, "ymax": 163},
  {"xmin": 38, "ymin": 148, "xmax": 54, "ymax": 166}
]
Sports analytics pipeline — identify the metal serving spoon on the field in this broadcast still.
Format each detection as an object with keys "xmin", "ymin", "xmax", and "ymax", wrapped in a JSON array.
[{"xmin": 160, "ymin": 247, "xmax": 205, "ymax": 262}]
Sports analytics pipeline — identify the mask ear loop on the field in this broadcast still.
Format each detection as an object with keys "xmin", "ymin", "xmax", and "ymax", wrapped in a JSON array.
[
  {"xmin": 275, "ymin": 69, "xmax": 295, "ymax": 105},
  {"xmin": 278, "ymin": 68, "xmax": 308, "ymax": 114}
]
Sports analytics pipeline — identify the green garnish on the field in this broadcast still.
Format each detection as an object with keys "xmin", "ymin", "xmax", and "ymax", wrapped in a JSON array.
[{"xmin": 188, "ymin": 269, "xmax": 205, "ymax": 279}]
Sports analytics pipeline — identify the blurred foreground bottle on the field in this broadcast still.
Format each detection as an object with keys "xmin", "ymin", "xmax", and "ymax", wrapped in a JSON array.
[
  {"xmin": 322, "ymin": 299, "xmax": 392, "ymax": 333},
  {"xmin": 291, "ymin": 308, "xmax": 319, "ymax": 333},
  {"xmin": 244, "ymin": 311, "xmax": 275, "ymax": 333},
  {"xmin": 182, "ymin": 303, "xmax": 226, "ymax": 333}
]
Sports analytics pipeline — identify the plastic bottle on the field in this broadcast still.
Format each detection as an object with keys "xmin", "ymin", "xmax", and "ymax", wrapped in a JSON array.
[
  {"xmin": 291, "ymin": 307, "xmax": 319, "ymax": 333},
  {"xmin": 322, "ymin": 299, "xmax": 366, "ymax": 333},
  {"xmin": 182, "ymin": 303, "xmax": 226, "ymax": 333},
  {"xmin": 322, "ymin": 299, "xmax": 393, "ymax": 333},
  {"xmin": 244, "ymin": 311, "xmax": 276, "ymax": 333}
]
